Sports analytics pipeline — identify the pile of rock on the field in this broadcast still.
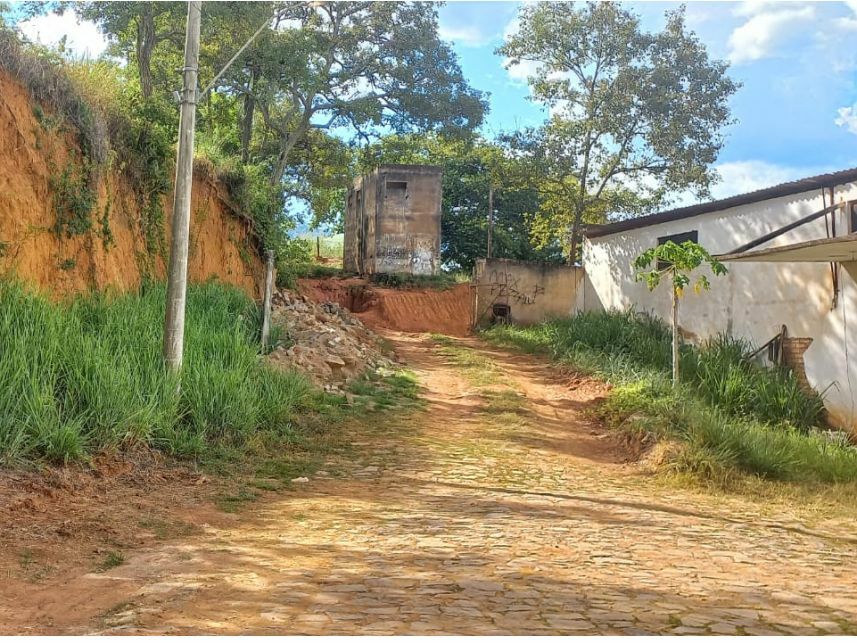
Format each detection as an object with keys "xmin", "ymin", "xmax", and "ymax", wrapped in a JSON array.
[{"xmin": 266, "ymin": 289, "xmax": 396, "ymax": 392}]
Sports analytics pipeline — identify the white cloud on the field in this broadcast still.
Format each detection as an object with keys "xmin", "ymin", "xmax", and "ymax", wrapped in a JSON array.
[
  {"xmin": 727, "ymin": 5, "xmax": 814, "ymax": 64},
  {"xmin": 438, "ymin": 23, "xmax": 490, "ymax": 48},
  {"xmin": 664, "ymin": 160, "xmax": 836, "ymax": 208},
  {"xmin": 500, "ymin": 13, "xmax": 542, "ymax": 86},
  {"xmin": 711, "ymin": 160, "xmax": 832, "ymax": 199},
  {"xmin": 835, "ymin": 104, "xmax": 857, "ymax": 135},
  {"xmin": 834, "ymin": 0, "xmax": 857, "ymax": 30},
  {"xmin": 17, "ymin": 13, "xmax": 108, "ymax": 59}
]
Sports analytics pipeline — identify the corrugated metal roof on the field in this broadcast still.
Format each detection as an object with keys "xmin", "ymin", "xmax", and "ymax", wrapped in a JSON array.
[{"xmin": 585, "ymin": 167, "xmax": 857, "ymax": 239}]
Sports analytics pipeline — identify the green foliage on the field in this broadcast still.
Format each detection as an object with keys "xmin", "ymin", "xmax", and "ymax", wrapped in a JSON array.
[
  {"xmin": 100, "ymin": 198, "xmax": 114, "ymax": 249},
  {"xmin": 482, "ymin": 310, "xmax": 825, "ymax": 431},
  {"xmin": 94, "ymin": 551, "xmax": 125, "ymax": 572},
  {"xmin": 602, "ymin": 380, "xmax": 857, "ymax": 484},
  {"xmin": 0, "ymin": 26, "xmax": 109, "ymax": 171},
  {"xmin": 482, "ymin": 312, "xmax": 850, "ymax": 483},
  {"xmin": 499, "ymin": 2, "xmax": 739, "ymax": 261},
  {"xmin": 61, "ymin": 58, "xmax": 176, "ymax": 257},
  {"xmin": 634, "ymin": 240, "xmax": 728, "ymax": 294},
  {"xmin": 0, "ymin": 280, "xmax": 313, "ymax": 464},
  {"xmin": 274, "ymin": 238, "xmax": 315, "ymax": 289},
  {"xmin": 250, "ymin": 2, "xmax": 486, "ymax": 187},
  {"xmin": 50, "ymin": 162, "xmax": 97, "ymax": 237},
  {"xmin": 370, "ymin": 271, "xmax": 468, "ymax": 291},
  {"xmin": 361, "ymin": 133, "xmax": 564, "ymax": 270}
]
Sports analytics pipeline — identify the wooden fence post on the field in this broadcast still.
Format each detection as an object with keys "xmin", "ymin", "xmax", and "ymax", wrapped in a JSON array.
[{"xmin": 261, "ymin": 249, "xmax": 275, "ymax": 350}]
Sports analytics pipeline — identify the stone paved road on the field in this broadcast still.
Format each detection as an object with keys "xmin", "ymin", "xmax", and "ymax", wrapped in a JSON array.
[{"xmin": 10, "ymin": 333, "xmax": 857, "ymax": 634}]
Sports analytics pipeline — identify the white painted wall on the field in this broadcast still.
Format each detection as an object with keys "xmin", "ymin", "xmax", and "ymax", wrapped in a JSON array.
[{"xmin": 583, "ymin": 183, "xmax": 857, "ymax": 431}]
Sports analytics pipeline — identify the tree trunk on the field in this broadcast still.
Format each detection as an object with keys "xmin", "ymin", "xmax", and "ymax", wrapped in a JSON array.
[
  {"xmin": 240, "ymin": 69, "xmax": 256, "ymax": 163},
  {"xmin": 269, "ymin": 120, "xmax": 310, "ymax": 186},
  {"xmin": 671, "ymin": 284, "xmax": 680, "ymax": 386},
  {"xmin": 136, "ymin": 10, "xmax": 156, "ymax": 99},
  {"xmin": 568, "ymin": 220, "xmax": 580, "ymax": 266}
]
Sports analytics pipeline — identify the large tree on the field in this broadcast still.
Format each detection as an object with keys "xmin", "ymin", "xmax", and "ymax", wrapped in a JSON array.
[
  {"xmin": 73, "ymin": 2, "xmax": 186, "ymax": 98},
  {"xmin": 499, "ymin": 2, "xmax": 739, "ymax": 262},
  {"xmin": 237, "ymin": 1, "xmax": 487, "ymax": 186}
]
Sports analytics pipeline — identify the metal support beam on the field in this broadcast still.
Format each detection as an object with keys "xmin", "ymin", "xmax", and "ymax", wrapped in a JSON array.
[{"xmin": 726, "ymin": 202, "xmax": 841, "ymax": 255}]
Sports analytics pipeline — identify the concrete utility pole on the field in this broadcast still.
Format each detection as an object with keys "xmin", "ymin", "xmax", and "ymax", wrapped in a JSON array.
[
  {"xmin": 163, "ymin": 1, "xmax": 202, "ymax": 373},
  {"xmin": 487, "ymin": 184, "xmax": 494, "ymax": 259},
  {"xmin": 260, "ymin": 250, "xmax": 275, "ymax": 350}
]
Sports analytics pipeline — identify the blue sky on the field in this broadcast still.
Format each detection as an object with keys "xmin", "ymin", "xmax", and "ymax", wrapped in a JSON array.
[
  {"xmin": 437, "ymin": 1, "xmax": 857, "ymax": 201},
  {"xmin": 11, "ymin": 1, "xmax": 857, "ymax": 203}
]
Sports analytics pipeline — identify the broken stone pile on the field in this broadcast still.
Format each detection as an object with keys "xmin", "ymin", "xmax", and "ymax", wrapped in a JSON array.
[{"xmin": 266, "ymin": 289, "xmax": 396, "ymax": 392}]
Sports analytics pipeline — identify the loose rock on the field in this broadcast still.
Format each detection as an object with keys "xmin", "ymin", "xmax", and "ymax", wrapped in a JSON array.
[{"xmin": 266, "ymin": 289, "xmax": 396, "ymax": 389}]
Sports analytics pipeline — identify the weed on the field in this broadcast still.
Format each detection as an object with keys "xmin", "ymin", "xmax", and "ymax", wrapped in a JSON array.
[
  {"xmin": 18, "ymin": 549, "xmax": 34, "ymax": 569},
  {"xmin": 215, "ymin": 487, "xmax": 257, "ymax": 513},
  {"xmin": 51, "ymin": 162, "xmax": 97, "ymax": 237},
  {"xmin": 138, "ymin": 517, "xmax": 200, "ymax": 540},
  {"xmin": 95, "ymin": 551, "xmax": 124, "ymax": 572},
  {"xmin": 58, "ymin": 258, "xmax": 76, "ymax": 271},
  {"xmin": 430, "ymin": 335, "xmax": 501, "ymax": 386},
  {"xmin": 250, "ymin": 478, "xmax": 282, "ymax": 491},
  {"xmin": 371, "ymin": 271, "xmax": 467, "ymax": 290},
  {"xmin": 483, "ymin": 311, "xmax": 825, "ymax": 430},
  {"xmin": 100, "ymin": 199, "xmax": 114, "ymax": 250}
]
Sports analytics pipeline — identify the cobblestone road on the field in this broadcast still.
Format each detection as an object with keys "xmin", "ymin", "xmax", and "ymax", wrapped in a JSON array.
[{"xmin": 15, "ymin": 333, "xmax": 857, "ymax": 634}]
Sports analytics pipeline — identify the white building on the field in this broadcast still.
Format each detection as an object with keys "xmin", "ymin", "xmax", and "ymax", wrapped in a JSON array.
[{"xmin": 581, "ymin": 168, "xmax": 857, "ymax": 432}]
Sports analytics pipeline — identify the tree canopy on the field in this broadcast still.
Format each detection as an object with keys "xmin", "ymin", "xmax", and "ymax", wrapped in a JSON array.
[
  {"xmin": 32, "ymin": 1, "xmax": 488, "ymax": 254},
  {"xmin": 499, "ymin": 2, "xmax": 738, "ymax": 262},
  {"xmin": 359, "ymin": 133, "xmax": 564, "ymax": 270}
]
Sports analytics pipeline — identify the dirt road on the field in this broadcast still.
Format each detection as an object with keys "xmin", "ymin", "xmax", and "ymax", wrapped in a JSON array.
[{"xmin": 2, "ymin": 333, "xmax": 856, "ymax": 634}]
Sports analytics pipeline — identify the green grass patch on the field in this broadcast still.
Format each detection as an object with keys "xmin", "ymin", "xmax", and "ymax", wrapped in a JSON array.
[
  {"xmin": 94, "ymin": 551, "xmax": 125, "ymax": 572},
  {"xmin": 371, "ymin": 271, "xmax": 468, "ymax": 290},
  {"xmin": 347, "ymin": 369, "xmax": 422, "ymax": 411},
  {"xmin": 0, "ymin": 279, "xmax": 313, "ymax": 465},
  {"xmin": 138, "ymin": 517, "xmax": 201, "ymax": 540},
  {"xmin": 430, "ymin": 334, "xmax": 502, "ymax": 386},
  {"xmin": 482, "ymin": 310, "xmax": 857, "ymax": 485}
]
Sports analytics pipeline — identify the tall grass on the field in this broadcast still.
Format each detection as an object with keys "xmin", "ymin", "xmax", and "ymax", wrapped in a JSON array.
[
  {"xmin": 484, "ymin": 310, "xmax": 824, "ymax": 430},
  {"xmin": 482, "ymin": 310, "xmax": 855, "ymax": 483},
  {"xmin": 0, "ymin": 280, "xmax": 312, "ymax": 464}
]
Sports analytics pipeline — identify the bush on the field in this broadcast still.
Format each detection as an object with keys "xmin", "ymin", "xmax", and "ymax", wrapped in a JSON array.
[
  {"xmin": 371, "ymin": 271, "xmax": 469, "ymax": 290},
  {"xmin": 0, "ymin": 280, "xmax": 312, "ymax": 464}
]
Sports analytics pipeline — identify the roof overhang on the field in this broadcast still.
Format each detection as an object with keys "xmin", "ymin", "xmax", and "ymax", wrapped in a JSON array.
[{"xmin": 717, "ymin": 234, "xmax": 857, "ymax": 263}]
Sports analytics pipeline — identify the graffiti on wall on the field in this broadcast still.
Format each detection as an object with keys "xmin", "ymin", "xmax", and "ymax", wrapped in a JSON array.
[
  {"xmin": 487, "ymin": 270, "xmax": 545, "ymax": 305},
  {"xmin": 377, "ymin": 234, "xmax": 437, "ymax": 275}
]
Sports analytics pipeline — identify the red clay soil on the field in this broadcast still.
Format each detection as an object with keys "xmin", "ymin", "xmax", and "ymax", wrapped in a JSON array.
[
  {"xmin": 297, "ymin": 278, "xmax": 473, "ymax": 337},
  {"xmin": 0, "ymin": 448, "xmax": 248, "ymax": 633}
]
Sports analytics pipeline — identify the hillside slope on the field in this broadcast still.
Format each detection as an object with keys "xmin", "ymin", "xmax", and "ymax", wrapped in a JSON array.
[{"xmin": 0, "ymin": 70, "xmax": 262, "ymax": 298}]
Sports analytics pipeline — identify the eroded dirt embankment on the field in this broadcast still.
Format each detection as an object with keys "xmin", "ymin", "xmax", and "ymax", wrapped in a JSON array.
[
  {"xmin": 0, "ymin": 70, "xmax": 262, "ymax": 298},
  {"xmin": 297, "ymin": 277, "xmax": 473, "ymax": 337}
]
